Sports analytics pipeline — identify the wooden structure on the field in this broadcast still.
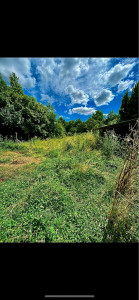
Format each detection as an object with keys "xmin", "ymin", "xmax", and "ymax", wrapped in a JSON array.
[{"xmin": 95, "ymin": 118, "xmax": 139, "ymax": 137}]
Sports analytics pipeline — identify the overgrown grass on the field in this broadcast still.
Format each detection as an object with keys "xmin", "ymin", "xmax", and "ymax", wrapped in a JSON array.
[
  {"xmin": 0, "ymin": 132, "xmax": 138, "ymax": 242},
  {"xmin": 102, "ymin": 123, "xmax": 139, "ymax": 242}
]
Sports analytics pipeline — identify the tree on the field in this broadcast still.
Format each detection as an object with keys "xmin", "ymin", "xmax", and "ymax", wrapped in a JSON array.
[
  {"xmin": 119, "ymin": 82, "xmax": 139, "ymax": 121},
  {"xmin": 55, "ymin": 120, "xmax": 66, "ymax": 137},
  {"xmin": 76, "ymin": 121, "xmax": 87, "ymax": 133},
  {"xmin": 0, "ymin": 74, "xmax": 9, "ymax": 108},
  {"xmin": 58, "ymin": 117, "xmax": 66, "ymax": 128},
  {"xmin": 0, "ymin": 103, "xmax": 23, "ymax": 137},
  {"xmin": 105, "ymin": 110, "xmax": 119, "ymax": 125},
  {"xmin": 128, "ymin": 81, "xmax": 138, "ymax": 119},
  {"xmin": 86, "ymin": 117, "xmax": 95, "ymax": 131},
  {"xmin": 0, "ymin": 73, "xmax": 58, "ymax": 140},
  {"xmin": 65, "ymin": 120, "xmax": 76, "ymax": 135},
  {"xmin": 92, "ymin": 110, "xmax": 104, "ymax": 123},
  {"xmin": 86, "ymin": 110, "xmax": 105, "ymax": 131},
  {"xmin": 119, "ymin": 90, "xmax": 130, "ymax": 121},
  {"xmin": 9, "ymin": 73, "xmax": 23, "ymax": 95}
]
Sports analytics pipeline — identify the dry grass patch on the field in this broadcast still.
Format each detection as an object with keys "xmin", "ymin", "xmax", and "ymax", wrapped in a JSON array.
[{"xmin": 0, "ymin": 152, "xmax": 40, "ymax": 182}]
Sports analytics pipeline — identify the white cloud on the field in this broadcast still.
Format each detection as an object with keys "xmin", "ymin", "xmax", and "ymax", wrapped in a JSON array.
[
  {"xmin": 94, "ymin": 89, "xmax": 114, "ymax": 106},
  {"xmin": 34, "ymin": 58, "xmax": 138, "ymax": 107},
  {"xmin": 36, "ymin": 58, "xmax": 56, "ymax": 79},
  {"xmin": 128, "ymin": 72, "xmax": 134, "ymax": 78},
  {"xmin": 117, "ymin": 80, "xmax": 134, "ymax": 92},
  {"xmin": 103, "ymin": 62, "xmax": 136, "ymax": 87},
  {"xmin": 1, "ymin": 57, "xmax": 137, "ymax": 110},
  {"xmin": 36, "ymin": 58, "xmax": 56, "ymax": 91},
  {"xmin": 65, "ymin": 85, "xmax": 89, "ymax": 105},
  {"xmin": 35, "ymin": 58, "xmax": 91, "ymax": 96},
  {"xmin": 69, "ymin": 106, "xmax": 96, "ymax": 115},
  {"xmin": 40, "ymin": 94, "xmax": 54, "ymax": 104},
  {"xmin": 59, "ymin": 58, "xmax": 80, "ymax": 78},
  {"xmin": 19, "ymin": 76, "xmax": 36, "ymax": 89},
  {"xmin": 0, "ymin": 58, "xmax": 36, "ymax": 88},
  {"xmin": 58, "ymin": 57, "xmax": 89, "ymax": 79}
]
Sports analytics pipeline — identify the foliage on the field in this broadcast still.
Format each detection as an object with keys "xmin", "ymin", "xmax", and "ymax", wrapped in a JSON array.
[
  {"xmin": 119, "ymin": 91, "xmax": 130, "ymax": 121},
  {"xmin": 86, "ymin": 110, "xmax": 105, "ymax": 131},
  {"xmin": 55, "ymin": 119, "xmax": 66, "ymax": 137},
  {"xmin": 0, "ymin": 73, "xmax": 58, "ymax": 140},
  {"xmin": 119, "ymin": 81, "xmax": 139, "ymax": 121},
  {"xmin": 100, "ymin": 130, "xmax": 128, "ymax": 158},
  {"xmin": 104, "ymin": 110, "xmax": 120, "ymax": 125}
]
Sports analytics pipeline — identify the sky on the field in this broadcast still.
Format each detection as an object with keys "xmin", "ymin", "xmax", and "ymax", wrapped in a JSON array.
[{"xmin": 0, "ymin": 57, "xmax": 138, "ymax": 121}]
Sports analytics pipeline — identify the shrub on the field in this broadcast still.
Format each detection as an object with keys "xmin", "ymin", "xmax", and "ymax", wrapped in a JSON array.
[{"xmin": 101, "ymin": 130, "xmax": 128, "ymax": 158}]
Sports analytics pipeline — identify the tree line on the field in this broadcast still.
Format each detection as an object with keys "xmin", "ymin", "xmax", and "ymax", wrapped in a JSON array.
[{"xmin": 0, "ymin": 73, "xmax": 138, "ymax": 140}]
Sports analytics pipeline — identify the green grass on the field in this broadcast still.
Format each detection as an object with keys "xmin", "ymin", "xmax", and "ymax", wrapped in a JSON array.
[{"xmin": 0, "ymin": 133, "xmax": 138, "ymax": 242}]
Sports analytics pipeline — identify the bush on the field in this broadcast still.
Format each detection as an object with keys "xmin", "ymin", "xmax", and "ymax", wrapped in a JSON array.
[
  {"xmin": 101, "ymin": 130, "xmax": 128, "ymax": 158},
  {"xmin": 101, "ymin": 131, "xmax": 118, "ymax": 157}
]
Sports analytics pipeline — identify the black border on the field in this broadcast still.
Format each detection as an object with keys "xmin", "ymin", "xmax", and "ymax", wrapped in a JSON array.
[
  {"xmin": 0, "ymin": 1, "xmax": 138, "ymax": 57},
  {"xmin": 0, "ymin": 2, "xmax": 138, "ymax": 299},
  {"xmin": 0, "ymin": 243, "xmax": 138, "ymax": 299}
]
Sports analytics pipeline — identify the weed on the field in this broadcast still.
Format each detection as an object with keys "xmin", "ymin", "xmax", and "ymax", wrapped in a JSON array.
[{"xmin": 103, "ymin": 121, "xmax": 139, "ymax": 242}]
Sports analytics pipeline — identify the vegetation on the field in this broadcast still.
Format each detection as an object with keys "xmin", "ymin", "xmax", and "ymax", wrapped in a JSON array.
[
  {"xmin": 0, "ymin": 73, "xmax": 58, "ymax": 140},
  {"xmin": 0, "ymin": 127, "xmax": 138, "ymax": 242},
  {"xmin": 0, "ymin": 73, "xmax": 138, "ymax": 141},
  {"xmin": 119, "ymin": 81, "xmax": 139, "ymax": 121},
  {"xmin": 103, "ymin": 121, "xmax": 139, "ymax": 242}
]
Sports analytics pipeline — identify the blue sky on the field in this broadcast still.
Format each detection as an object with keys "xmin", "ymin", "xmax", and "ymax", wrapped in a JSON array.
[{"xmin": 0, "ymin": 57, "xmax": 138, "ymax": 121}]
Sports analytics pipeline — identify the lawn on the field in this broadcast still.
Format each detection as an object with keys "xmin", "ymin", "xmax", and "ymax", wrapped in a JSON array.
[{"xmin": 0, "ymin": 133, "xmax": 138, "ymax": 242}]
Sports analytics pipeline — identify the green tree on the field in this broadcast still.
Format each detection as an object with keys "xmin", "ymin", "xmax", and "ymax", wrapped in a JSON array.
[
  {"xmin": 0, "ymin": 74, "xmax": 9, "ymax": 108},
  {"xmin": 119, "ymin": 82, "xmax": 138, "ymax": 121},
  {"xmin": 0, "ymin": 103, "xmax": 23, "ymax": 137},
  {"xmin": 86, "ymin": 110, "xmax": 105, "ymax": 131},
  {"xmin": 65, "ymin": 120, "xmax": 76, "ymax": 135},
  {"xmin": 55, "ymin": 120, "xmax": 66, "ymax": 137},
  {"xmin": 58, "ymin": 117, "xmax": 66, "ymax": 128},
  {"xmin": 9, "ymin": 73, "xmax": 23, "ymax": 95},
  {"xmin": 105, "ymin": 110, "xmax": 119, "ymax": 125},
  {"xmin": 92, "ymin": 110, "xmax": 104, "ymax": 123},
  {"xmin": 76, "ymin": 121, "xmax": 87, "ymax": 133},
  {"xmin": 0, "ymin": 73, "xmax": 58, "ymax": 140},
  {"xmin": 119, "ymin": 90, "xmax": 130, "ymax": 121},
  {"xmin": 128, "ymin": 81, "xmax": 138, "ymax": 119}
]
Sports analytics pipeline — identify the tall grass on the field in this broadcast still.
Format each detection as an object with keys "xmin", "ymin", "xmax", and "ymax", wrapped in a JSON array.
[
  {"xmin": 103, "ymin": 120, "xmax": 139, "ymax": 242},
  {"xmin": 64, "ymin": 133, "xmax": 96, "ymax": 152},
  {"xmin": 0, "ymin": 132, "xmax": 97, "ymax": 157}
]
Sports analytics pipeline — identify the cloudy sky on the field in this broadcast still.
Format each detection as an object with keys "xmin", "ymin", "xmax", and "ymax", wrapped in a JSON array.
[{"xmin": 0, "ymin": 57, "xmax": 138, "ymax": 121}]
